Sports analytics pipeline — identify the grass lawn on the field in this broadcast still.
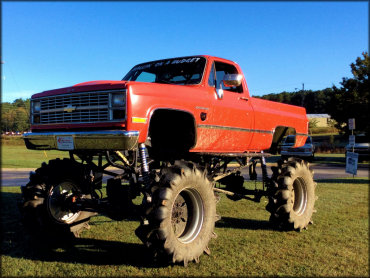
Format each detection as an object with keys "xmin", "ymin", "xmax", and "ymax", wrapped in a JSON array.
[
  {"xmin": 1, "ymin": 145, "xmax": 69, "ymax": 169},
  {"xmin": 1, "ymin": 178, "xmax": 368, "ymax": 277},
  {"xmin": 311, "ymin": 153, "xmax": 346, "ymax": 165},
  {"xmin": 0, "ymin": 145, "xmax": 356, "ymax": 169},
  {"xmin": 266, "ymin": 153, "xmax": 347, "ymax": 166}
]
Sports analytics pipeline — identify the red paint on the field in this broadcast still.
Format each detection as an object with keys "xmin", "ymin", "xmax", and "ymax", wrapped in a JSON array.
[{"xmin": 30, "ymin": 55, "xmax": 308, "ymax": 152}]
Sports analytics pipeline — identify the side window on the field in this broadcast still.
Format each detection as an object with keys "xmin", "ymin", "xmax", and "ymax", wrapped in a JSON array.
[
  {"xmin": 135, "ymin": 71, "xmax": 156, "ymax": 82},
  {"xmin": 208, "ymin": 62, "xmax": 216, "ymax": 87},
  {"xmin": 214, "ymin": 62, "xmax": 243, "ymax": 93}
]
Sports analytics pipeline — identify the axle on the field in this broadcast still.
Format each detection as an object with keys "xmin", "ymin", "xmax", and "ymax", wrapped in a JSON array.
[{"xmin": 213, "ymin": 187, "xmax": 266, "ymax": 202}]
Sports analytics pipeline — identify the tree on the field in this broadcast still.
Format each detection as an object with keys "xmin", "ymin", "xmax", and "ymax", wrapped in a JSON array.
[
  {"xmin": 1, "ymin": 103, "xmax": 16, "ymax": 132},
  {"xmin": 1, "ymin": 99, "xmax": 30, "ymax": 132},
  {"xmin": 328, "ymin": 52, "xmax": 369, "ymax": 134},
  {"xmin": 260, "ymin": 88, "xmax": 333, "ymax": 114},
  {"xmin": 309, "ymin": 118, "xmax": 319, "ymax": 128}
]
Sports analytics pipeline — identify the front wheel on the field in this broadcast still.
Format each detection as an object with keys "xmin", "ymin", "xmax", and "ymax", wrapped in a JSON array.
[
  {"xmin": 19, "ymin": 159, "xmax": 95, "ymax": 240},
  {"xmin": 266, "ymin": 158, "xmax": 317, "ymax": 230},
  {"xmin": 135, "ymin": 161, "xmax": 218, "ymax": 266}
]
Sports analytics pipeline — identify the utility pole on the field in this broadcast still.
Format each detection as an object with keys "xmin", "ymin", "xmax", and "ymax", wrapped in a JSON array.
[{"xmin": 301, "ymin": 83, "xmax": 305, "ymax": 106}]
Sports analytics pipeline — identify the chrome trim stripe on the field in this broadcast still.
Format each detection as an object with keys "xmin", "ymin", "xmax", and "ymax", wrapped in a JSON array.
[
  {"xmin": 198, "ymin": 124, "xmax": 308, "ymax": 136},
  {"xmin": 197, "ymin": 124, "xmax": 273, "ymax": 134},
  {"xmin": 24, "ymin": 130, "xmax": 139, "ymax": 137}
]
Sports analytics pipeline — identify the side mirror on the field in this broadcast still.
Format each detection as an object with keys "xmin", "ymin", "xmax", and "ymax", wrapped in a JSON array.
[{"xmin": 223, "ymin": 74, "xmax": 243, "ymax": 87}]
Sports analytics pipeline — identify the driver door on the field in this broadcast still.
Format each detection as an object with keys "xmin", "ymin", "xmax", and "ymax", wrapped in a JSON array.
[{"xmin": 202, "ymin": 61, "xmax": 254, "ymax": 152}]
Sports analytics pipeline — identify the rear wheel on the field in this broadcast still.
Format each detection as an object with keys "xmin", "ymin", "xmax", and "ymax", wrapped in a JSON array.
[
  {"xmin": 135, "ymin": 161, "xmax": 218, "ymax": 266},
  {"xmin": 19, "ymin": 158, "xmax": 95, "ymax": 240},
  {"xmin": 266, "ymin": 158, "xmax": 317, "ymax": 230}
]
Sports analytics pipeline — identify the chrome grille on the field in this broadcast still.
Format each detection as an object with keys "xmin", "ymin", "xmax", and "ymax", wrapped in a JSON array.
[
  {"xmin": 40, "ymin": 109, "xmax": 109, "ymax": 123},
  {"xmin": 33, "ymin": 90, "xmax": 126, "ymax": 124},
  {"xmin": 40, "ymin": 92, "xmax": 109, "ymax": 110}
]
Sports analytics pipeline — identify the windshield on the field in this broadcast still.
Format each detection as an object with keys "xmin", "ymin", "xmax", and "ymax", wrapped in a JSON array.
[{"xmin": 122, "ymin": 57, "xmax": 206, "ymax": 85}]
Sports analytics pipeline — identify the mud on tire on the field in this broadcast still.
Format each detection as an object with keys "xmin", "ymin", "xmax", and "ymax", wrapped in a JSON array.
[
  {"xmin": 19, "ymin": 158, "xmax": 95, "ymax": 241},
  {"xmin": 266, "ymin": 158, "xmax": 317, "ymax": 231},
  {"xmin": 135, "ymin": 161, "xmax": 218, "ymax": 266}
]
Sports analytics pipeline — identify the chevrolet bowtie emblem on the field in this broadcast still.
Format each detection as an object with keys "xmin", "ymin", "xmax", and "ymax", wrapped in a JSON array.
[{"xmin": 63, "ymin": 105, "xmax": 76, "ymax": 113}]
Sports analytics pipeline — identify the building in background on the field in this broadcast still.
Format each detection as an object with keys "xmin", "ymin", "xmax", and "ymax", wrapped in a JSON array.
[{"xmin": 307, "ymin": 114, "xmax": 333, "ymax": 128}]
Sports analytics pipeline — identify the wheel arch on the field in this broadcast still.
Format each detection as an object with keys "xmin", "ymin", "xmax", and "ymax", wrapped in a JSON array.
[
  {"xmin": 269, "ymin": 126, "xmax": 296, "ymax": 154},
  {"xmin": 146, "ymin": 108, "xmax": 197, "ymax": 157}
]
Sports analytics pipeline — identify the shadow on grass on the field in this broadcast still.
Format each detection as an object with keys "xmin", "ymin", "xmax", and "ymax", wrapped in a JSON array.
[
  {"xmin": 316, "ymin": 178, "xmax": 369, "ymax": 184},
  {"xmin": 0, "ymin": 191, "xmax": 161, "ymax": 268},
  {"xmin": 10, "ymin": 237, "xmax": 159, "ymax": 267},
  {"xmin": 216, "ymin": 216, "xmax": 272, "ymax": 231}
]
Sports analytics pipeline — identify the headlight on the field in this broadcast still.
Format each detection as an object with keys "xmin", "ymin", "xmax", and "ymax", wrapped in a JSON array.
[
  {"xmin": 33, "ymin": 101, "xmax": 41, "ymax": 112},
  {"xmin": 112, "ymin": 93, "xmax": 125, "ymax": 107},
  {"xmin": 110, "ymin": 91, "xmax": 126, "ymax": 120}
]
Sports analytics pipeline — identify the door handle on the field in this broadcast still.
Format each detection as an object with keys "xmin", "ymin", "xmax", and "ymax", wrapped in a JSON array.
[{"xmin": 239, "ymin": 97, "xmax": 249, "ymax": 101}]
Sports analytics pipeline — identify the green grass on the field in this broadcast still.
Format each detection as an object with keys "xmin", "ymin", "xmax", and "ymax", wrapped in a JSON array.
[
  {"xmin": 1, "ymin": 178, "xmax": 368, "ymax": 277},
  {"xmin": 266, "ymin": 154, "xmax": 348, "ymax": 165},
  {"xmin": 1, "ymin": 145, "xmax": 69, "ymax": 168},
  {"xmin": 0, "ymin": 144, "xmax": 352, "ymax": 169},
  {"xmin": 312, "ymin": 153, "xmax": 346, "ymax": 165},
  {"xmin": 268, "ymin": 153, "xmax": 369, "ymax": 166},
  {"xmin": 1, "ymin": 135, "xmax": 25, "ymax": 146},
  {"xmin": 3, "ymin": 139, "xmax": 368, "ymax": 169}
]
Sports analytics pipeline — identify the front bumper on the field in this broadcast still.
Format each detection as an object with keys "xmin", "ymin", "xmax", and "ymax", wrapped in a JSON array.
[{"xmin": 23, "ymin": 130, "xmax": 139, "ymax": 151}]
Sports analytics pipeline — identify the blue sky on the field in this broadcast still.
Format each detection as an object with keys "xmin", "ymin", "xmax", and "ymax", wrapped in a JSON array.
[{"xmin": 2, "ymin": 1, "xmax": 368, "ymax": 102}]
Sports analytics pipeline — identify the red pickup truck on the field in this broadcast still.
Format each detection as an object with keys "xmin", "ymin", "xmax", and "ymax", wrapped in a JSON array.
[{"xmin": 21, "ymin": 55, "xmax": 316, "ymax": 266}]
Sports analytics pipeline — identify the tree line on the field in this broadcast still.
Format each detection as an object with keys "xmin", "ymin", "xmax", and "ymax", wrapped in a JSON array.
[
  {"xmin": 1, "ymin": 98, "xmax": 30, "ymax": 133},
  {"xmin": 1, "ymin": 53, "xmax": 368, "ymax": 135},
  {"xmin": 257, "ymin": 52, "xmax": 369, "ymax": 135}
]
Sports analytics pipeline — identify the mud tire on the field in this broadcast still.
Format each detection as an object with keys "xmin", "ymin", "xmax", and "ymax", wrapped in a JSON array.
[
  {"xmin": 135, "ymin": 161, "xmax": 217, "ymax": 266},
  {"xmin": 19, "ymin": 158, "xmax": 95, "ymax": 241},
  {"xmin": 266, "ymin": 158, "xmax": 317, "ymax": 231}
]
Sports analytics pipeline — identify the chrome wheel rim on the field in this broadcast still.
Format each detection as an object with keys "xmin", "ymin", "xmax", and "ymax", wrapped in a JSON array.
[
  {"xmin": 47, "ymin": 181, "xmax": 80, "ymax": 224},
  {"xmin": 292, "ymin": 178, "xmax": 308, "ymax": 216},
  {"xmin": 171, "ymin": 188, "xmax": 204, "ymax": 244}
]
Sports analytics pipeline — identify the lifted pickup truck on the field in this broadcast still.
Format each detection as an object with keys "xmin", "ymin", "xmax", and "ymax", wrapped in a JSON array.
[{"xmin": 20, "ymin": 55, "xmax": 316, "ymax": 266}]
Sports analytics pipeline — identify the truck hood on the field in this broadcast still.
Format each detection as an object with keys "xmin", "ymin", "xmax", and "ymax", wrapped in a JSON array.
[
  {"xmin": 32, "ymin": 80, "xmax": 128, "ymax": 99},
  {"xmin": 32, "ymin": 80, "xmax": 199, "ymax": 99},
  {"xmin": 73, "ymin": 80, "xmax": 126, "ymax": 87}
]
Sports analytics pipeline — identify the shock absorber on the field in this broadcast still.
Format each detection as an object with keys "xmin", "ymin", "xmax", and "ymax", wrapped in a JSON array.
[
  {"xmin": 260, "ymin": 150, "xmax": 268, "ymax": 191},
  {"xmin": 139, "ymin": 143, "xmax": 151, "ymax": 192}
]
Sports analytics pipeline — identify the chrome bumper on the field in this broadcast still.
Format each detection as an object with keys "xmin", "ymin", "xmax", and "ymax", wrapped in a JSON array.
[{"xmin": 23, "ymin": 130, "xmax": 139, "ymax": 151}]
